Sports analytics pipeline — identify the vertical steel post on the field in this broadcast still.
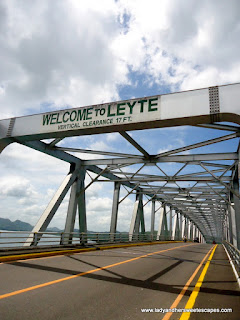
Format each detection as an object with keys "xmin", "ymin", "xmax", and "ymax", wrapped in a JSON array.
[
  {"xmin": 185, "ymin": 217, "xmax": 188, "ymax": 239},
  {"xmin": 135, "ymin": 193, "xmax": 141, "ymax": 238},
  {"xmin": 63, "ymin": 179, "xmax": 79, "ymax": 244},
  {"xmin": 129, "ymin": 194, "xmax": 139, "ymax": 241},
  {"xmin": 172, "ymin": 211, "xmax": 180, "ymax": 240},
  {"xmin": 157, "ymin": 206, "xmax": 164, "ymax": 240},
  {"xmin": 177, "ymin": 212, "xmax": 180, "ymax": 240},
  {"xmin": 223, "ymin": 210, "xmax": 227, "ymax": 242},
  {"xmin": 110, "ymin": 182, "xmax": 121, "ymax": 241},
  {"xmin": 232, "ymin": 174, "xmax": 240, "ymax": 249},
  {"xmin": 163, "ymin": 205, "xmax": 168, "ymax": 240},
  {"xmin": 151, "ymin": 199, "xmax": 156, "ymax": 240},
  {"xmin": 169, "ymin": 208, "xmax": 172, "ymax": 240},
  {"xmin": 129, "ymin": 192, "xmax": 144, "ymax": 241},
  {"xmin": 181, "ymin": 216, "xmax": 186, "ymax": 239},
  {"xmin": 157, "ymin": 204, "xmax": 168, "ymax": 240},
  {"xmin": 187, "ymin": 219, "xmax": 191, "ymax": 240},
  {"xmin": 77, "ymin": 168, "xmax": 87, "ymax": 243},
  {"xmin": 139, "ymin": 194, "xmax": 145, "ymax": 235},
  {"xmin": 227, "ymin": 205, "xmax": 233, "ymax": 244},
  {"xmin": 225, "ymin": 215, "xmax": 228, "ymax": 242},
  {"xmin": 179, "ymin": 213, "xmax": 182, "ymax": 240},
  {"xmin": 172, "ymin": 211, "xmax": 177, "ymax": 240},
  {"xmin": 190, "ymin": 221, "xmax": 193, "ymax": 240},
  {"xmin": 185, "ymin": 218, "xmax": 188, "ymax": 238},
  {"xmin": 185, "ymin": 216, "xmax": 188, "ymax": 239},
  {"xmin": 195, "ymin": 227, "xmax": 198, "ymax": 239},
  {"xmin": 230, "ymin": 202, "xmax": 238, "ymax": 247}
]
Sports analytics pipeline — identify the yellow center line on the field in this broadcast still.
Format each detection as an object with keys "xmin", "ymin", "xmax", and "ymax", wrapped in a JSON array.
[
  {"xmin": 179, "ymin": 244, "xmax": 218, "ymax": 320},
  {"xmin": 162, "ymin": 245, "xmax": 215, "ymax": 320},
  {"xmin": 0, "ymin": 241, "xmax": 183, "ymax": 264},
  {"xmin": 0, "ymin": 243, "xmax": 194, "ymax": 300}
]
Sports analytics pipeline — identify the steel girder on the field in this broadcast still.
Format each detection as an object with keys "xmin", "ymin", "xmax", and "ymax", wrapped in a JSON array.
[
  {"xmin": 2, "ymin": 127, "xmax": 239, "ymax": 245},
  {"xmin": 15, "ymin": 126, "xmax": 239, "ymax": 245}
]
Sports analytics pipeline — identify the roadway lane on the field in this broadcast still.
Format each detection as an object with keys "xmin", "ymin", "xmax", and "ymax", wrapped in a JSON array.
[
  {"xmin": 0, "ymin": 242, "xmax": 237, "ymax": 319},
  {"xmin": 182, "ymin": 245, "xmax": 240, "ymax": 320}
]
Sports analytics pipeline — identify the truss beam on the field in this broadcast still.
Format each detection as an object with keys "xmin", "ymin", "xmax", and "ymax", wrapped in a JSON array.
[
  {"xmin": 155, "ymin": 133, "xmax": 238, "ymax": 158},
  {"xmin": 120, "ymin": 131, "xmax": 150, "ymax": 158},
  {"xmin": 24, "ymin": 169, "xmax": 79, "ymax": 246},
  {"xmin": 82, "ymin": 153, "xmax": 237, "ymax": 166}
]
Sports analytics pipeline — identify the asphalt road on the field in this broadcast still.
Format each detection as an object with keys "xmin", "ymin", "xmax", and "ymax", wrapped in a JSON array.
[{"xmin": 0, "ymin": 243, "xmax": 239, "ymax": 320}]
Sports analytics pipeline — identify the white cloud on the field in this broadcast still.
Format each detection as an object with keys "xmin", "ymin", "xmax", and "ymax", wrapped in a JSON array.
[
  {"xmin": 86, "ymin": 182, "xmax": 103, "ymax": 198},
  {"xmin": 114, "ymin": 0, "xmax": 240, "ymax": 90},
  {"xmin": 0, "ymin": 0, "xmax": 127, "ymax": 118},
  {"xmin": 88, "ymin": 197, "xmax": 112, "ymax": 212},
  {"xmin": 106, "ymin": 132, "xmax": 120, "ymax": 142},
  {"xmin": 0, "ymin": 0, "xmax": 239, "ymax": 120},
  {"xmin": 89, "ymin": 140, "xmax": 110, "ymax": 152},
  {"xmin": 0, "ymin": 176, "xmax": 37, "ymax": 198}
]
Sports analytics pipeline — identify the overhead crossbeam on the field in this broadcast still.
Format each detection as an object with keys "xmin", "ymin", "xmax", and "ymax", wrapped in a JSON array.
[
  {"xmin": 96, "ymin": 176, "xmax": 232, "ymax": 182},
  {"xmin": 81, "ymin": 153, "xmax": 238, "ymax": 166},
  {"xmin": 48, "ymin": 138, "xmax": 64, "ymax": 147},
  {"xmin": 55, "ymin": 146, "xmax": 143, "ymax": 158},
  {"xmin": 155, "ymin": 133, "xmax": 239, "ymax": 158},
  {"xmin": 196, "ymin": 123, "xmax": 240, "ymax": 132},
  {"xmin": 120, "ymin": 131, "xmax": 150, "ymax": 158}
]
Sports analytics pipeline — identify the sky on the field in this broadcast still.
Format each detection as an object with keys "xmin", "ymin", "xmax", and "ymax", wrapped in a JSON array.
[{"xmin": 0, "ymin": 0, "xmax": 240, "ymax": 232}]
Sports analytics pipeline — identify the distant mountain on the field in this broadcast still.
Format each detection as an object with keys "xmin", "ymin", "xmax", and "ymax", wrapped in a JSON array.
[
  {"xmin": 0, "ymin": 217, "xmax": 125, "ymax": 233},
  {"xmin": 48, "ymin": 227, "xmax": 61, "ymax": 232},
  {"xmin": 0, "ymin": 217, "xmax": 61, "ymax": 232},
  {"xmin": 0, "ymin": 217, "xmax": 33, "ymax": 231}
]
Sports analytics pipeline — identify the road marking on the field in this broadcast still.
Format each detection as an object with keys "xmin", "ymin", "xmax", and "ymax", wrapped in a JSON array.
[
  {"xmin": 179, "ymin": 244, "xmax": 218, "ymax": 320},
  {"xmin": 0, "ymin": 243, "xmax": 194, "ymax": 300},
  {"xmin": 0, "ymin": 241, "xmax": 183, "ymax": 263},
  {"xmin": 0, "ymin": 247, "xmax": 97, "ymax": 263},
  {"xmin": 1, "ymin": 253, "xmax": 65, "ymax": 264},
  {"xmin": 106, "ymin": 251, "xmax": 141, "ymax": 255},
  {"xmin": 162, "ymin": 245, "xmax": 215, "ymax": 320}
]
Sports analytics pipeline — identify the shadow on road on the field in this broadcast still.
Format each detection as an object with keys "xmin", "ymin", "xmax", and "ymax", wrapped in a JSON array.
[{"xmin": 10, "ymin": 255, "xmax": 240, "ymax": 298}]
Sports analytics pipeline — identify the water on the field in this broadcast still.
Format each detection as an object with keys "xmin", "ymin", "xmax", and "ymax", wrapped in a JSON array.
[
  {"xmin": 0, "ymin": 230, "xmax": 28, "ymax": 248},
  {"xmin": 0, "ymin": 230, "xmax": 63, "ymax": 248},
  {"xmin": 0, "ymin": 231, "xmax": 129, "ymax": 249}
]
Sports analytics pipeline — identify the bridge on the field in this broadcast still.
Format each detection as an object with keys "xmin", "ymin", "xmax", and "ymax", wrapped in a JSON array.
[{"xmin": 0, "ymin": 83, "xmax": 240, "ymax": 319}]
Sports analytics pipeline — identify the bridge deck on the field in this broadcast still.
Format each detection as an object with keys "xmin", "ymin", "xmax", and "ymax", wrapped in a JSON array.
[
  {"xmin": 0, "ymin": 243, "xmax": 239, "ymax": 320},
  {"xmin": 187, "ymin": 245, "xmax": 240, "ymax": 320}
]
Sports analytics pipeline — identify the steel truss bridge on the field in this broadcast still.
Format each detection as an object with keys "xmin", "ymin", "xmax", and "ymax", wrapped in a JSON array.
[{"xmin": 0, "ymin": 83, "xmax": 240, "ymax": 250}]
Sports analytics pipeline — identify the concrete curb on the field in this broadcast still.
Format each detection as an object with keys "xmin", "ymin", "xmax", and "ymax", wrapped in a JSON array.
[{"xmin": 0, "ymin": 241, "xmax": 184, "ymax": 263}]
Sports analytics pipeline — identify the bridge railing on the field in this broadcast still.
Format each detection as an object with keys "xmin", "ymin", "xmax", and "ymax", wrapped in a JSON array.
[
  {"xmin": 0, "ymin": 231, "xmax": 179, "ymax": 249},
  {"xmin": 224, "ymin": 241, "xmax": 240, "ymax": 273}
]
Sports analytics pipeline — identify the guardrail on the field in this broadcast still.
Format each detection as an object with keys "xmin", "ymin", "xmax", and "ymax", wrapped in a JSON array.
[
  {"xmin": 224, "ymin": 241, "xmax": 240, "ymax": 273},
  {"xmin": 0, "ymin": 231, "xmax": 183, "ymax": 249}
]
